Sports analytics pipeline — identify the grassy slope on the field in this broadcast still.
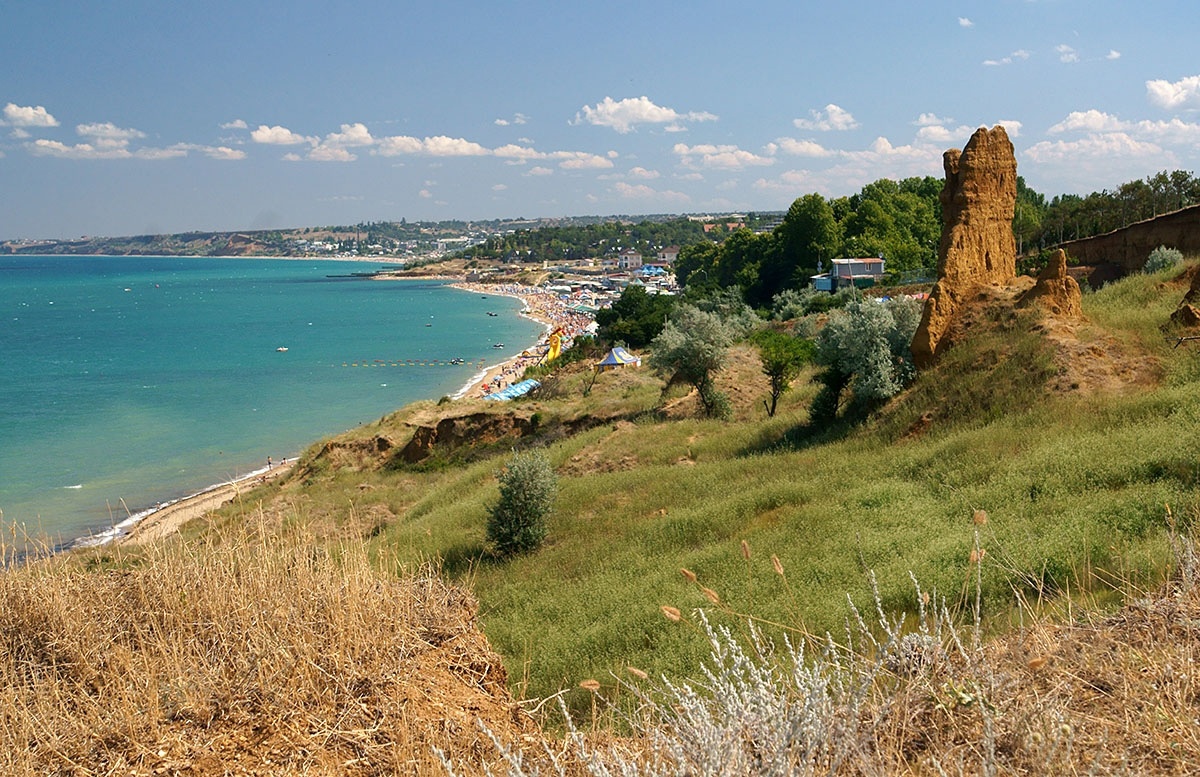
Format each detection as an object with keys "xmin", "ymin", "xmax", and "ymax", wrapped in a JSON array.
[{"xmin": 119, "ymin": 265, "xmax": 1200, "ymax": 717}]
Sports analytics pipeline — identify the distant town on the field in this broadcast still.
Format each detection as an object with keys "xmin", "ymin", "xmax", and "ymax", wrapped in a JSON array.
[{"xmin": 0, "ymin": 213, "xmax": 781, "ymax": 264}]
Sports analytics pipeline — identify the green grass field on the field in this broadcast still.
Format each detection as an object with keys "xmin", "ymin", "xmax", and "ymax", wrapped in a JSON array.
[{"xmin": 162, "ymin": 263, "xmax": 1200, "ymax": 717}]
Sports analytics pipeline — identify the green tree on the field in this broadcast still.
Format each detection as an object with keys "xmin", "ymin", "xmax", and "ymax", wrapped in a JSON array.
[
  {"xmin": 595, "ymin": 285, "xmax": 676, "ymax": 348},
  {"xmin": 752, "ymin": 329, "xmax": 816, "ymax": 417},
  {"xmin": 487, "ymin": 450, "xmax": 557, "ymax": 557},
  {"xmin": 649, "ymin": 304, "xmax": 734, "ymax": 418},
  {"xmin": 766, "ymin": 194, "xmax": 840, "ymax": 302}
]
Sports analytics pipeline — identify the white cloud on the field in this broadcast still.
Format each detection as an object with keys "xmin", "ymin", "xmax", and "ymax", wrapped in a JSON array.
[
  {"xmin": 1056, "ymin": 44, "xmax": 1079, "ymax": 63},
  {"xmin": 323, "ymin": 122, "xmax": 374, "ymax": 147},
  {"xmin": 983, "ymin": 49, "xmax": 1031, "ymax": 66},
  {"xmin": 768, "ymin": 137, "xmax": 832, "ymax": 157},
  {"xmin": 551, "ymin": 150, "xmax": 614, "ymax": 170},
  {"xmin": 307, "ymin": 146, "xmax": 357, "ymax": 162},
  {"xmin": 1024, "ymin": 133, "xmax": 1166, "ymax": 164},
  {"xmin": 493, "ymin": 143, "xmax": 546, "ymax": 163},
  {"xmin": 1147, "ymin": 75, "xmax": 1200, "ymax": 110},
  {"xmin": 793, "ymin": 104, "xmax": 859, "ymax": 131},
  {"xmin": 29, "ymin": 139, "xmax": 127, "ymax": 159},
  {"xmin": 3, "ymin": 103, "xmax": 59, "ymax": 127},
  {"xmin": 573, "ymin": 96, "xmax": 717, "ymax": 134},
  {"xmin": 673, "ymin": 143, "xmax": 775, "ymax": 170},
  {"xmin": 1049, "ymin": 109, "xmax": 1127, "ymax": 134},
  {"xmin": 1106, "ymin": 50, "xmax": 1121, "ymax": 61},
  {"xmin": 613, "ymin": 181, "xmax": 690, "ymax": 203},
  {"xmin": 375, "ymin": 135, "xmax": 424, "ymax": 156},
  {"xmin": 958, "ymin": 17, "xmax": 973, "ymax": 28},
  {"xmin": 9, "ymin": 128, "xmax": 30, "ymax": 139},
  {"xmin": 419, "ymin": 189, "xmax": 433, "ymax": 198},
  {"xmin": 205, "ymin": 146, "xmax": 245, "ymax": 160},
  {"xmin": 423, "ymin": 135, "xmax": 489, "ymax": 156},
  {"xmin": 627, "ymin": 166, "xmax": 660, "ymax": 179},
  {"xmin": 220, "ymin": 119, "xmax": 248, "ymax": 130},
  {"xmin": 251, "ymin": 124, "xmax": 315, "ymax": 145},
  {"xmin": 915, "ymin": 113, "xmax": 953, "ymax": 127},
  {"xmin": 526, "ymin": 166, "xmax": 554, "ymax": 176},
  {"xmin": 77, "ymin": 122, "xmax": 145, "ymax": 145},
  {"xmin": 492, "ymin": 183, "xmax": 508, "ymax": 191},
  {"xmin": 494, "ymin": 113, "xmax": 529, "ymax": 126}
]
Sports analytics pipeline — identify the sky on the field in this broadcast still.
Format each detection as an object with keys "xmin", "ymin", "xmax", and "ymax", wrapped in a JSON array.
[{"xmin": 3, "ymin": 0, "xmax": 1199, "ymax": 239}]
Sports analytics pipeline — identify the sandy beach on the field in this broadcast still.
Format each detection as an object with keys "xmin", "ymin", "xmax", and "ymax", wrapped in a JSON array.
[
  {"xmin": 108, "ymin": 280, "xmax": 595, "ymax": 547},
  {"xmin": 449, "ymin": 281, "xmax": 596, "ymax": 399},
  {"xmin": 114, "ymin": 460, "xmax": 295, "ymax": 546}
]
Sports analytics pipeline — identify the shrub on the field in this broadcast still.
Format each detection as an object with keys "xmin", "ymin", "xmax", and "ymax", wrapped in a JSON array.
[
  {"xmin": 1144, "ymin": 245, "xmax": 1183, "ymax": 274},
  {"xmin": 649, "ymin": 304, "xmax": 735, "ymax": 418},
  {"xmin": 815, "ymin": 296, "xmax": 922, "ymax": 417},
  {"xmin": 487, "ymin": 450, "xmax": 557, "ymax": 557}
]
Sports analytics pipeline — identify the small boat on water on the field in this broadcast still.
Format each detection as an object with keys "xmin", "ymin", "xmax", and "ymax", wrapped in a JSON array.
[
  {"xmin": 276, "ymin": 346, "xmax": 289, "ymax": 352},
  {"xmin": 487, "ymin": 311, "xmax": 498, "ymax": 317},
  {"xmin": 492, "ymin": 343, "xmax": 505, "ymax": 348}
]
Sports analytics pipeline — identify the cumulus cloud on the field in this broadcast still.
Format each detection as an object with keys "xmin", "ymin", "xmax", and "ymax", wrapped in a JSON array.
[
  {"xmin": 1147, "ymin": 75, "xmax": 1200, "ymax": 110},
  {"xmin": 551, "ymin": 150, "xmax": 614, "ymax": 170},
  {"xmin": 614, "ymin": 181, "xmax": 690, "ymax": 203},
  {"xmin": 793, "ymin": 104, "xmax": 859, "ymax": 131},
  {"xmin": 323, "ymin": 122, "xmax": 374, "ymax": 147},
  {"xmin": 627, "ymin": 166, "xmax": 660, "ymax": 179},
  {"xmin": 423, "ymin": 135, "xmax": 489, "ymax": 156},
  {"xmin": 3, "ymin": 103, "xmax": 59, "ymax": 127},
  {"xmin": 983, "ymin": 49, "xmax": 1030, "ymax": 66},
  {"xmin": 1056, "ymin": 44, "xmax": 1079, "ymax": 63},
  {"xmin": 767, "ymin": 138, "xmax": 832, "ymax": 157},
  {"xmin": 958, "ymin": 17, "xmax": 973, "ymax": 28},
  {"xmin": 251, "ymin": 124, "xmax": 315, "ymax": 145},
  {"xmin": 204, "ymin": 146, "xmax": 246, "ymax": 160},
  {"xmin": 375, "ymin": 135, "xmax": 424, "ymax": 156},
  {"xmin": 493, "ymin": 143, "xmax": 546, "ymax": 163},
  {"xmin": 673, "ymin": 143, "xmax": 774, "ymax": 170},
  {"xmin": 1049, "ymin": 109, "xmax": 1127, "ymax": 134},
  {"xmin": 220, "ymin": 119, "xmax": 248, "ymax": 130},
  {"xmin": 573, "ymin": 96, "xmax": 717, "ymax": 133},
  {"xmin": 526, "ymin": 166, "xmax": 554, "ymax": 176},
  {"xmin": 1025, "ymin": 133, "xmax": 1168, "ymax": 167},
  {"xmin": 494, "ymin": 113, "xmax": 529, "ymax": 126},
  {"xmin": 77, "ymin": 122, "xmax": 145, "ymax": 145},
  {"xmin": 492, "ymin": 183, "xmax": 508, "ymax": 191},
  {"xmin": 1106, "ymin": 50, "xmax": 1121, "ymax": 61},
  {"xmin": 307, "ymin": 146, "xmax": 357, "ymax": 162}
]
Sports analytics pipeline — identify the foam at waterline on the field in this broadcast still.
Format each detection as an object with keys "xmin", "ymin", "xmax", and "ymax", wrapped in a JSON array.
[{"xmin": 67, "ymin": 459, "xmax": 294, "ymax": 550}]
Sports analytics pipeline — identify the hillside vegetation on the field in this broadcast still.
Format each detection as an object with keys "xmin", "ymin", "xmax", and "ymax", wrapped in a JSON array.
[{"xmin": 7, "ymin": 261, "xmax": 1200, "ymax": 773}]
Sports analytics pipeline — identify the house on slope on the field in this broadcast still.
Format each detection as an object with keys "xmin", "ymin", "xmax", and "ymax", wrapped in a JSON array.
[{"xmin": 811, "ymin": 257, "xmax": 886, "ymax": 292}]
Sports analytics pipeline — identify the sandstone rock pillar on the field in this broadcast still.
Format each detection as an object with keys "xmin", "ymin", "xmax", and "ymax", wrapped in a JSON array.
[{"xmin": 911, "ymin": 126, "xmax": 1018, "ymax": 367}]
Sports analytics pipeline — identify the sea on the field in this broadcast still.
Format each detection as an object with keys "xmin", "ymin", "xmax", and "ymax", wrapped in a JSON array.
[{"xmin": 0, "ymin": 255, "xmax": 543, "ymax": 549}]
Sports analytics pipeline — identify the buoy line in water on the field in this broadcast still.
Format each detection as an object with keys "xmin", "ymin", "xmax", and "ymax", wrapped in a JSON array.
[{"xmin": 339, "ymin": 358, "xmax": 486, "ymax": 367}]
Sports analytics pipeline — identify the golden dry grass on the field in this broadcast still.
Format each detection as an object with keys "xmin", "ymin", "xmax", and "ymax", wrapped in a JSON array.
[{"xmin": 0, "ymin": 526, "xmax": 535, "ymax": 776}]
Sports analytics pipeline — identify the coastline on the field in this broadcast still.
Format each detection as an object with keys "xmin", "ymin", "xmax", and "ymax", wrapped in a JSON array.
[
  {"xmin": 109, "ymin": 459, "xmax": 296, "ymax": 547},
  {"xmin": 90, "ymin": 278, "xmax": 594, "ymax": 549}
]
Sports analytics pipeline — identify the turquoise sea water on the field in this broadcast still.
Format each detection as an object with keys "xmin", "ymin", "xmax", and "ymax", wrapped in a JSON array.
[{"xmin": 0, "ymin": 256, "xmax": 543, "ymax": 547}]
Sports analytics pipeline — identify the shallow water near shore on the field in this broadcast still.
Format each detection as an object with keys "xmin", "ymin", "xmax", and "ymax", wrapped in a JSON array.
[{"xmin": 0, "ymin": 256, "xmax": 542, "ymax": 547}]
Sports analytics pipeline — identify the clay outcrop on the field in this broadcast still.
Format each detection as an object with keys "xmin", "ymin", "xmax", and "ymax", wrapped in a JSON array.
[
  {"xmin": 911, "ymin": 126, "xmax": 1018, "ymax": 368},
  {"xmin": 1017, "ymin": 249, "xmax": 1082, "ymax": 317},
  {"xmin": 1170, "ymin": 267, "xmax": 1200, "ymax": 327}
]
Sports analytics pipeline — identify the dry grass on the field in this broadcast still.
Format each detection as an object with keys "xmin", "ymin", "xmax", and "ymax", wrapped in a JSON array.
[{"xmin": 0, "ymin": 525, "xmax": 534, "ymax": 776}]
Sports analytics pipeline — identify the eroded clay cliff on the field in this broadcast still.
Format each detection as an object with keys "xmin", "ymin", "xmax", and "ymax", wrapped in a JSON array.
[{"xmin": 911, "ymin": 125, "xmax": 1018, "ymax": 368}]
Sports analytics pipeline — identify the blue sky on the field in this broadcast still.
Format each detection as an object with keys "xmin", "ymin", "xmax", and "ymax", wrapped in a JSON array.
[{"xmin": 3, "ymin": 0, "xmax": 1199, "ymax": 239}]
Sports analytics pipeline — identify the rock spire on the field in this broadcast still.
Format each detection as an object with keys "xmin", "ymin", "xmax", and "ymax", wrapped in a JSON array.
[{"xmin": 911, "ymin": 126, "xmax": 1018, "ymax": 368}]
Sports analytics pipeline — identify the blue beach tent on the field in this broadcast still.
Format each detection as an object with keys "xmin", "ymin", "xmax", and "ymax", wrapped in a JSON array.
[{"xmin": 484, "ymin": 379, "xmax": 541, "ymax": 401}]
